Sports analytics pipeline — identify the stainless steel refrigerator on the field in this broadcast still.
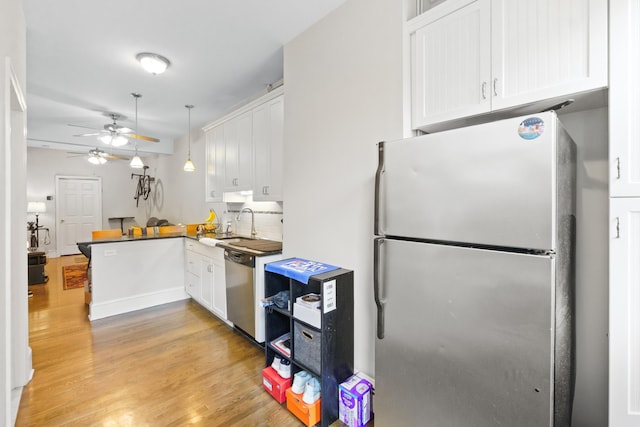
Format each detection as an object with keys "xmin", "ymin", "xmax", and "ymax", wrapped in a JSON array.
[{"xmin": 373, "ymin": 111, "xmax": 576, "ymax": 426}]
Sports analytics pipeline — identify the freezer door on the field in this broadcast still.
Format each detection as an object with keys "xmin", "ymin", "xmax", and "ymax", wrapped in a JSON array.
[
  {"xmin": 378, "ymin": 112, "xmax": 575, "ymax": 251},
  {"xmin": 374, "ymin": 239, "xmax": 556, "ymax": 427}
]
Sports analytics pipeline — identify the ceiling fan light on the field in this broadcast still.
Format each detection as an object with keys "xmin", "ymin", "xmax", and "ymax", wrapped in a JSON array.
[
  {"xmin": 136, "ymin": 52, "xmax": 170, "ymax": 75},
  {"xmin": 183, "ymin": 158, "xmax": 195, "ymax": 172},
  {"xmin": 99, "ymin": 134, "xmax": 112, "ymax": 145},
  {"xmin": 111, "ymin": 135, "xmax": 128, "ymax": 147},
  {"xmin": 88, "ymin": 155, "xmax": 100, "ymax": 165},
  {"xmin": 130, "ymin": 154, "xmax": 144, "ymax": 169},
  {"xmin": 99, "ymin": 156, "xmax": 107, "ymax": 164}
]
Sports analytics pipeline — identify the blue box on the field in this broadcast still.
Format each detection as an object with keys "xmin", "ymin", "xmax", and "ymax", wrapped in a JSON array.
[{"xmin": 265, "ymin": 258, "xmax": 339, "ymax": 284}]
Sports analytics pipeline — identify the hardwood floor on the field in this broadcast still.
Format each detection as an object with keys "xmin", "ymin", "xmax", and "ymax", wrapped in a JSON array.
[{"xmin": 17, "ymin": 256, "xmax": 304, "ymax": 426}]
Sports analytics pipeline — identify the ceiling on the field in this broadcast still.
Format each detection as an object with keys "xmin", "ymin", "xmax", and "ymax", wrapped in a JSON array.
[{"xmin": 23, "ymin": 0, "xmax": 347, "ymax": 157}]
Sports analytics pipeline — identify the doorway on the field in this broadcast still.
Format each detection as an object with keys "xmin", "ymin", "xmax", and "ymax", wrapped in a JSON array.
[{"xmin": 55, "ymin": 176, "xmax": 102, "ymax": 256}]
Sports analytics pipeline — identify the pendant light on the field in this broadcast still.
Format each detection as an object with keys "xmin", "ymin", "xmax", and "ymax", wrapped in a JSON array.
[
  {"xmin": 130, "ymin": 93, "xmax": 144, "ymax": 169},
  {"xmin": 183, "ymin": 105, "xmax": 195, "ymax": 172}
]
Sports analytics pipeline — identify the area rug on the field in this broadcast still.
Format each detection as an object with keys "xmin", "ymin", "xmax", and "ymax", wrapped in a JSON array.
[{"xmin": 62, "ymin": 263, "xmax": 88, "ymax": 290}]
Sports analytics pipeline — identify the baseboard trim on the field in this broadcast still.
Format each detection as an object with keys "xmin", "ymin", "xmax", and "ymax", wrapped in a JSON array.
[{"xmin": 89, "ymin": 287, "xmax": 190, "ymax": 321}]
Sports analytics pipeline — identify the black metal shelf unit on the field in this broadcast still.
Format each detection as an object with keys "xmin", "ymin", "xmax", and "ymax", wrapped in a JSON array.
[{"xmin": 264, "ymin": 267, "xmax": 354, "ymax": 427}]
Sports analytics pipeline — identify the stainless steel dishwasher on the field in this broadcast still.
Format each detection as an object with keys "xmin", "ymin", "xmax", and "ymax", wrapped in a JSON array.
[{"xmin": 224, "ymin": 248, "xmax": 256, "ymax": 339}]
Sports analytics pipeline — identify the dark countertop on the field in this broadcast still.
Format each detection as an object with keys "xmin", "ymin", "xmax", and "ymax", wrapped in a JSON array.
[{"xmin": 78, "ymin": 232, "xmax": 283, "ymax": 256}]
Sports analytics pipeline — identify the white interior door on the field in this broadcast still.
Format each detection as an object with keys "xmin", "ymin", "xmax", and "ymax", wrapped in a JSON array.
[{"xmin": 56, "ymin": 176, "xmax": 102, "ymax": 256}]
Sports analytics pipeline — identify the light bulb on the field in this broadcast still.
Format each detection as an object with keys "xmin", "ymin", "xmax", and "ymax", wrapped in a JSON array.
[{"xmin": 99, "ymin": 134, "xmax": 112, "ymax": 145}]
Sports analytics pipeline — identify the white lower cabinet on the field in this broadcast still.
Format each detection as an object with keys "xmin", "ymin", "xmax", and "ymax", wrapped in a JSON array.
[
  {"xmin": 185, "ymin": 240, "xmax": 227, "ymax": 321},
  {"xmin": 610, "ymin": 198, "xmax": 640, "ymax": 427}
]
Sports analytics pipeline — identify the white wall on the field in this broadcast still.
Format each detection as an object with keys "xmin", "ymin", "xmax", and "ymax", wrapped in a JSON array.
[
  {"xmin": 1, "ymin": 0, "xmax": 27, "ymax": 423},
  {"xmin": 27, "ymin": 118, "xmax": 284, "ymax": 257},
  {"xmin": 283, "ymin": 0, "xmax": 404, "ymax": 376},
  {"xmin": 284, "ymin": 1, "xmax": 608, "ymax": 426},
  {"xmin": 27, "ymin": 147, "xmax": 170, "ymax": 255}
]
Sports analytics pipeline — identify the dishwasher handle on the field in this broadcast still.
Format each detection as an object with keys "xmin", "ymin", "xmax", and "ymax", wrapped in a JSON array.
[{"xmin": 224, "ymin": 249, "xmax": 255, "ymax": 268}]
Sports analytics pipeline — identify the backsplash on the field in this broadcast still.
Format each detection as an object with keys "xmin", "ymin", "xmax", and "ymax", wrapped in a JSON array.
[{"xmin": 225, "ymin": 201, "xmax": 283, "ymax": 241}]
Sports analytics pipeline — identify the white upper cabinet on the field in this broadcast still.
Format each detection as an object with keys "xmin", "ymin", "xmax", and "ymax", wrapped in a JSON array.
[
  {"xmin": 491, "ymin": 0, "xmax": 607, "ymax": 111},
  {"xmin": 203, "ymin": 86, "xmax": 284, "ymax": 201},
  {"xmin": 409, "ymin": 0, "xmax": 608, "ymax": 131},
  {"xmin": 223, "ymin": 110, "xmax": 253, "ymax": 192},
  {"xmin": 253, "ymin": 94, "xmax": 284, "ymax": 201},
  {"xmin": 610, "ymin": 0, "xmax": 640, "ymax": 198},
  {"xmin": 205, "ymin": 125, "xmax": 225, "ymax": 202},
  {"xmin": 412, "ymin": 0, "xmax": 491, "ymax": 126}
]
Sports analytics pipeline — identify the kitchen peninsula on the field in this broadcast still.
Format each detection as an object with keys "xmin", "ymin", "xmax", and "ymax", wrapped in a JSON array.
[
  {"xmin": 83, "ymin": 232, "xmax": 189, "ymax": 321},
  {"xmin": 81, "ymin": 230, "xmax": 283, "ymax": 339}
]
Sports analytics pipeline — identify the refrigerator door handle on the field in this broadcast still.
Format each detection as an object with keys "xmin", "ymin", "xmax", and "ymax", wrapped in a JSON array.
[
  {"xmin": 373, "ymin": 237, "xmax": 386, "ymax": 339},
  {"xmin": 374, "ymin": 142, "xmax": 385, "ymax": 236}
]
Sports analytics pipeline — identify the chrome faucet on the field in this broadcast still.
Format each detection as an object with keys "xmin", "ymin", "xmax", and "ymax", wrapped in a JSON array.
[{"xmin": 236, "ymin": 207, "xmax": 257, "ymax": 238}]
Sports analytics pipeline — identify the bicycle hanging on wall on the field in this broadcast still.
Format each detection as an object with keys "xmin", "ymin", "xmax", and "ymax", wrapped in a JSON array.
[{"xmin": 131, "ymin": 165, "xmax": 155, "ymax": 207}]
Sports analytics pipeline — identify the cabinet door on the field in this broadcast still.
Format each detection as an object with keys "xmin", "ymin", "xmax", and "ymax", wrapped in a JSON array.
[
  {"xmin": 610, "ymin": 0, "xmax": 640, "ymax": 197},
  {"xmin": 211, "ymin": 258, "xmax": 227, "ymax": 320},
  {"xmin": 205, "ymin": 125, "xmax": 225, "ymax": 202},
  {"xmin": 610, "ymin": 198, "xmax": 640, "ymax": 427},
  {"xmin": 185, "ymin": 250, "xmax": 202, "ymax": 300},
  {"xmin": 412, "ymin": 0, "xmax": 491, "ymax": 129},
  {"xmin": 201, "ymin": 256, "xmax": 214, "ymax": 310},
  {"xmin": 224, "ymin": 111, "xmax": 253, "ymax": 191},
  {"xmin": 491, "ymin": 0, "xmax": 607, "ymax": 111},
  {"xmin": 253, "ymin": 95, "xmax": 284, "ymax": 201}
]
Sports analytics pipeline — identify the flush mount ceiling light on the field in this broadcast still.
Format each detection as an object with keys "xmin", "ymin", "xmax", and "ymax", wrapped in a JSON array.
[
  {"xmin": 183, "ymin": 105, "xmax": 195, "ymax": 172},
  {"xmin": 136, "ymin": 52, "xmax": 170, "ymax": 75},
  {"xmin": 129, "ymin": 93, "xmax": 144, "ymax": 169}
]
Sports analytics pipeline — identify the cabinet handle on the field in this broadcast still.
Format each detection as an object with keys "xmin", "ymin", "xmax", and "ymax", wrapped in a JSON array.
[
  {"xmin": 211, "ymin": 190, "xmax": 216, "ymax": 198},
  {"xmin": 207, "ymin": 265, "xmax": 213, "ymax": 273},
  {"xmin": 481, "ymin": 82, "xmax": 487, "ymax": 100},
  {"xmin": 616, "ymin": 157, "xmax": 621, "ymax": 180},
  {"xmin": 493, "ymin": 78, "xmax": 498, "ymax": 96},
  {"xmin": 615, "ymin": 217, "xmax": 620, "ymax": 239},
  {"xmin": 263, "ymin": 186, "xmax": 269, "ymax": 195}
]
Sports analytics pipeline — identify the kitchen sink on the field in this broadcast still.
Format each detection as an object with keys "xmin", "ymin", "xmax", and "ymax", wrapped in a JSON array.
[{"xmin": 219, "ymin": 237, "xmax": 254, "ymax": 244}]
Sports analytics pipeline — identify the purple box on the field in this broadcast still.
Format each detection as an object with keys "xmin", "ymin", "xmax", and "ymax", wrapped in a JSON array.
[{"xmin": 339, "ymin": 374, "xmax": 373, "ymax": 427}]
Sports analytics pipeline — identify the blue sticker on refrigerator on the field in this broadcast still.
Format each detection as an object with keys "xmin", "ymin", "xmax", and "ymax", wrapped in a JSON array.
[{"xmin": 518, "ymin": 117, "xmax": 545, "ymax": 140}]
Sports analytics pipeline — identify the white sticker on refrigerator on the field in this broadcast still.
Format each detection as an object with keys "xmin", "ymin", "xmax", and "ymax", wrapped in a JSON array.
[
  {"xmin": 517, "ymin": 117, "xmax": 544, "ymax": 140},
  {"xmin": 323, "ymin": 279, "xmax": 337, "ymax": 313}
]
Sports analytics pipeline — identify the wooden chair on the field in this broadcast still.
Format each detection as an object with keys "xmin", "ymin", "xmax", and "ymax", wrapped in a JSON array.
[{"xmin": 91, "ymin": 229, "xmax": 122, "ymax": 240}]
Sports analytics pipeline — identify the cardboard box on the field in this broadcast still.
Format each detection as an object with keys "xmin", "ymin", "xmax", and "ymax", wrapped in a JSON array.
[
  {"xmin": 339, "ymin": 374, "xmax": 373, "ymax": 427},
  {"xmin": 286, "ymin": 387, "xmax": 321, "ymax": 427},
  {"xmin": 262, "ymin": 366, "xmax": 291, "ymax": 403},
  {"xmin": 293, "ymin": 301, "xmax": 321, "ymax": 328}
]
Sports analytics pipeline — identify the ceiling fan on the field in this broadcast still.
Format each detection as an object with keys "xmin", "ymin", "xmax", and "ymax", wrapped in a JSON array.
[
  {"xmin": 68, "ymin": 147, "xmax": 129, "ymax": 164},
  {"xmin": 68, "ymin": 113, "xmax": 160, "ymax": 146}
]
